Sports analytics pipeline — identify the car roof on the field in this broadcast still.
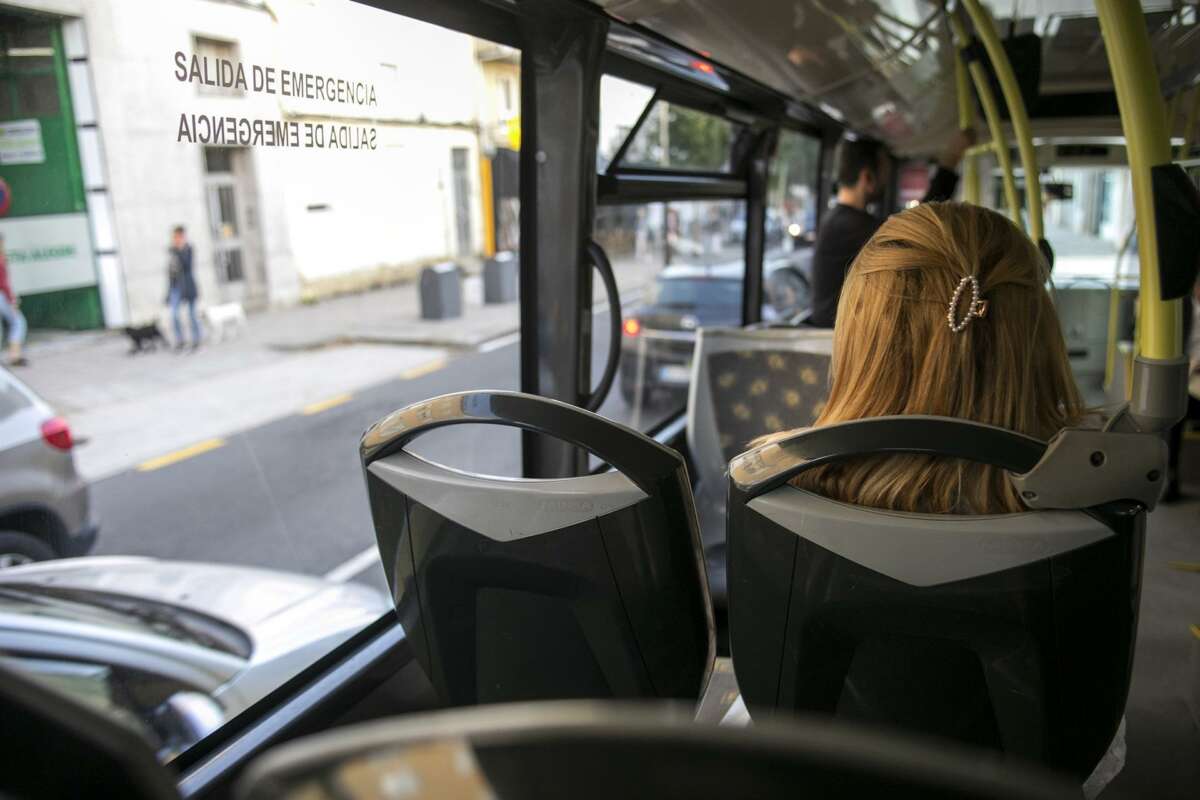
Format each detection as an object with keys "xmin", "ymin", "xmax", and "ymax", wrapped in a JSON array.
[{"xmin": 657, "ymin": 262, "xmax": 744, "ymax": 281}]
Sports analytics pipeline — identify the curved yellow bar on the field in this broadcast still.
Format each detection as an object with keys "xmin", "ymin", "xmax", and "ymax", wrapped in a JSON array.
[
  {"xmin": 948, "ymin": 10, "xmax": 1021, "ymax": 228},
  {"xmin": 960, "ymin": 0, "xmax": 1043, "ymax": 243},
  {"xmin": 1096, "ymin": 0, "xmax": 1181, "ymax": 360},
  {"xmin": 953, "ymin": 50, "xmax": 981, "ymax": 205}
]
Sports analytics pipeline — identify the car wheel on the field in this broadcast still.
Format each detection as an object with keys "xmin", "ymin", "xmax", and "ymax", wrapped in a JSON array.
[
  {"xmin": 0, "ymin": 531, "xmax": 57, "ymax": 569},
  {"xmin": 767, "ymin": 269, "xmax": 810, "ymax": 317}
]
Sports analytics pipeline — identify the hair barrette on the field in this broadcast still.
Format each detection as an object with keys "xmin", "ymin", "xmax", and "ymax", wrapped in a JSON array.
[{"xmin": 947, "ymin": 275, "xmax": 988, "ymax": 332}]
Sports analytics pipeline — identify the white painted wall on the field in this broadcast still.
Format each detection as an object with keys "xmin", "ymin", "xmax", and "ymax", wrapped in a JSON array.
[{"xmin": 11, "ymin": 0, "xmax": 494, "ymax": 324}]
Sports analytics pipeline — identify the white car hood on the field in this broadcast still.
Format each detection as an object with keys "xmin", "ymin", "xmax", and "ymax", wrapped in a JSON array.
[{"xmin": 0, "ymin": 556, "xmax": 389, "ymax": 632}]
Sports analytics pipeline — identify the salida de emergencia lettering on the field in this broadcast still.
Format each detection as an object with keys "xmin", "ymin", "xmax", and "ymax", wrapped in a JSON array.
[{"xmin": 174, "ymin": 51, "xmax": 378, "ymax": 107}]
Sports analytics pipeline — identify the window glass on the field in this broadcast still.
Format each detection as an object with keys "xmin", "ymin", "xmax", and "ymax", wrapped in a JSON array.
[
  {"xmin": 1041, "ymin": 166, "xmax": 1135, "ymax": 284},
  {"xmin": 619, "ymin": 101, "xmax": 740, "ymax": 173},
  {"xmin": 592, "ymin": 200, "xmax": 746, "ymax": 433},
  {"xmin": 0, "ymin": 0, "xmax": 521, "ymax": 761},
  {"xmin": 763, "ymin": 129, "xmax": 821, "ymax": 319},
  {"xmin": 597, "ymin": 74, "xmax": 654, "ymax": 171}
]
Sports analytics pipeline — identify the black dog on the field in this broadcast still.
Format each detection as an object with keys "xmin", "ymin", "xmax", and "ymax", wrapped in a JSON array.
[{"xmin": 124, "ymin": 323, "xmax": 168, "ymax": 354}]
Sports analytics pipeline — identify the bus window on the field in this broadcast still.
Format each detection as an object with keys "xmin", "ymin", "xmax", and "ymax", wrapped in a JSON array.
[
  {"xmin": 597, "ymin": 75, "xmax": 654, "ymax": 172},
  {"xmin": 618, "ymin": 101, "xmax": 741, "ymax": 173},
  {"xmin": 592, "ymin": 199, "xmax": 745, "ymax": 432},
  {"xmin": 0, "ymin": 0, "xmax": 523, "ymax": 760},
  {"xmin": 764, "ymin": 129, "xmax": 821, "ymax": 319},
  {"xmin": 1042, "ymin": 166, "xmax": 1135, "ymax": 283}
]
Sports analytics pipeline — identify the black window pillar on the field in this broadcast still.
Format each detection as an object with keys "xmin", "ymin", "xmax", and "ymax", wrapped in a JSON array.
[
  {"xmin": 742, "ymin": 127, "xmax": 777, "ymax": 326},
  {"xmin": 517, "ymin": 0, "xmax": 608, "ymax": 478}
]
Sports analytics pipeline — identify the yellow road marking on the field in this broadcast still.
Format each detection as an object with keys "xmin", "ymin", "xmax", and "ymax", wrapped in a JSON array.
[
  {"xmin": 136, "ymin": 438, "xmax": 226, "ymax": 472},
  {"xmin": 1184, "ymin": 429, "xmax": 1200, "ymax": 441},
  {"xmin": 301, "ymin": 393, "xmax": 353, "ymax": 415},
  {"xmin": 1168, "ymin": 561, "xmax": 1200, "ymax": 573},
  {"xmin": 1191, "ymin": 624, "xmax": 1200, "ymax": 641},
  {"xmin": 401, "ymin": 358, "xmax": 447, "ymax": 381}
]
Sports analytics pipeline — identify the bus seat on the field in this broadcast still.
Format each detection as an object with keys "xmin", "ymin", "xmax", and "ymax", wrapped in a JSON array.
[
  {"xmin": 686, "ymin": 327, "xmax": 833, "ymax": 605},
  {"xmin": 239, "ymin": 701, "xmax": 1079, "ymax": 800},
  {"xmin": 0, "ymin": 662, "xmax": 180, "ymax": 800},
  {"xmin": 727, "ymin": 416, "xmax": 1151, "ymax": 779},
  {"xmin": 360, "ymin": 391, "xmax": 714, "ymax": 707}
]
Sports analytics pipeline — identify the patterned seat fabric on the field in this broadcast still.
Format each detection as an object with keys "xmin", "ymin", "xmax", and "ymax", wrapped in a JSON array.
[{"xmin": 707, "ymin": 349, "xmax": 831, "ymax": 461}]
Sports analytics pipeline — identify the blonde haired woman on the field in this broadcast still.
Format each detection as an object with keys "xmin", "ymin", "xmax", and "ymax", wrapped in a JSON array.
[
  {"xmin": 756, "ymin": 202, "xmax": 1124, "ymax": 795},
  {"xmin": 786, "ymin": 200, "xmax": 1085, "ymax": 514}
]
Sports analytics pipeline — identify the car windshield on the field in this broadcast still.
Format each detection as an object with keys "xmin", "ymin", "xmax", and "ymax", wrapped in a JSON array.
[
  {"xmin": 650, "ymin": 278, "xmax": 742, "ymax": 309},
  {"xmin": 0, "ymin": 586, "xmax": 252, "ymax": 658}
]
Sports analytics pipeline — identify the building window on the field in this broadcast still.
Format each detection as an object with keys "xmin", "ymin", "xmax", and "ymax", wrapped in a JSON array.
[
  {"xmin": 0, "ymin": 15, "xmax": 59, "ymax": 120},
  {"xmin": 192, "ymin": 36, "xmax": 243, "ymax": 97},
  {"xmin": 204, "ymin": 147, "xmax": 245, "ymax": 283}
]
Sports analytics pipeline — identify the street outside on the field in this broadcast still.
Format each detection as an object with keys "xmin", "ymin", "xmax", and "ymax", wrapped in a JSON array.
[{"xmin": 15, "ymin": 258, "xmax": 669, "ymax": 597}]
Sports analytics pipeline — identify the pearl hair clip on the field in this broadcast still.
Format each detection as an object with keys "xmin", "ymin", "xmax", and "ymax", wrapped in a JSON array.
[{"xmin": 947, "ymin": 275, "xmax": 989, "ymax": 332}]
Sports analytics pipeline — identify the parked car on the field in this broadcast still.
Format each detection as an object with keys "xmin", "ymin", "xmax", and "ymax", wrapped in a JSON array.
[
  {"xmin": 618, "ymin": 250, "xmax": 814, "ymax": 403},
  {"xmin": 0, "ymin": 556, "xmax": 390, "ymax": 761},
  {"xmin": 0, "ymin": 368, "xmax": 96, "ymax": 568}
]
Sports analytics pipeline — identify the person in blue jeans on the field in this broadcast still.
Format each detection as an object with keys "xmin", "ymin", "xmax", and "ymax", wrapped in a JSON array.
[
  {"xmin": 0, "ymin": 234, "xmax": 28, "ymax": 366},
  {"xmin": 166, "ymin": 225, "xmax": 201, "ymax": 350}
]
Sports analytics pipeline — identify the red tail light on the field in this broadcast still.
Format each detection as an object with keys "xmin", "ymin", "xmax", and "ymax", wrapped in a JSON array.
[
  {"xmin": 622, "ymin": 318, "xmax": 642, "ymax": 337},
  {"xmin": 41, "ymin": 417, "xmax": 74, "ymax": 451}
]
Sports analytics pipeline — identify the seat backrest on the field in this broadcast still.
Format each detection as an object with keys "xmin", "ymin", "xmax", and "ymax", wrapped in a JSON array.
[
  {"xmin": 240, "ymin": 701, "xmax": 1078, "ymax": 800},
  {"xmin": 685, "ymin": 326, "xmax": 833, "ymax": 602},
  {"xmin": 360, "ymin": 392, "xmax": 714, "ymax": 707},
  {"xmin": 687, "ymin": 327, "xmax": 834, "ymax": 473},
  {"xmin": 0, "ymin": 662, "xmax": 180, "ymax": 800},
  {"xmin": 727, "ymin": 416, "xmax": 1147, "ymax": 779}
]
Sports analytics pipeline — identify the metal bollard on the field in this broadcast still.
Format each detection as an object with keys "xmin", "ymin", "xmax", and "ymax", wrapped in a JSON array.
[{"xmin": 419, "ymin": 262, "xmax": 463, "ymax": 320}]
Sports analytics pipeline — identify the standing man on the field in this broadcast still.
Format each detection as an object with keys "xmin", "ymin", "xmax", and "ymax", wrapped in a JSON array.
[
  {"xmin": 167, "ymin": 225, "xmax": 201, "ymax": 351},
  {"xmin": 808, "ymin": 130, "xmax": 975, "ymax": 328},
  {"xmin": 0, "ymin": 234, "xmax": 28, "ymax": 367}
]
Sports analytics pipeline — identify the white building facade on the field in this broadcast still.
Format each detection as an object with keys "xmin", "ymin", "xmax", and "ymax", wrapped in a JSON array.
[{"xmin": 0, "ymin": 0, "xmax": 502, "ymax": 328}]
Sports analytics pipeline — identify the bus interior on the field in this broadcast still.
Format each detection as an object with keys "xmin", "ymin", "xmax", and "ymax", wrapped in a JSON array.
[{"xmin": 1, "ymin": 0, "xmax": 1199, "ymax": 798}]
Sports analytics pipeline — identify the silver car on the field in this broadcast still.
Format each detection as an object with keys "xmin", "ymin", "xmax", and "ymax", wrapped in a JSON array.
[
  {"xmin": 0, "ymin": 368, "xmax": 97, "ymax": 567},
  {"xmin": 0, "ymin": 556, "xmax": 391, "ymax": 760}
]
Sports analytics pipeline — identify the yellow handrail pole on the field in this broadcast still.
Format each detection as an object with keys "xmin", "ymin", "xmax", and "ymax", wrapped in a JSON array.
[
  {"xmin": 1181, "ymin": 85, "xmax": 1200, "ymax": 159},
  {"xmin": 954, "ymin": 49, "xmax": 981, "ymax": 205},
  {"xmin": 1096, "ymin": 0, "xmax": 1181, "ymax": 363},
  {"xmin": 948, "ymin": 10, "xmax": 1021, "ymax": 227},
  {"xmin": 960, "ymin": 0, "xmax": 1044, "ymax": 243}
]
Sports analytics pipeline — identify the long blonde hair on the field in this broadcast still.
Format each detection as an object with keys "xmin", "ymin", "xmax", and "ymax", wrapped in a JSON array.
[{"xmin": 794, "ymin": 201, "xmax": 1083, "ymax": 514}]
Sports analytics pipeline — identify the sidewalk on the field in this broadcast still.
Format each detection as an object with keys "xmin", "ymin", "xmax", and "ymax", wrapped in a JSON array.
[{"xmin": 17, "ymin": 260, "xmax": 649, "ymax": 481}]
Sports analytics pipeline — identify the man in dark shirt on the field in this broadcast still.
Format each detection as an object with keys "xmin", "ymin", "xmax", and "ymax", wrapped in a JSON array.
[{"xmin": 808, "ymin": 131, "xmax": 974, "ymax": 327}]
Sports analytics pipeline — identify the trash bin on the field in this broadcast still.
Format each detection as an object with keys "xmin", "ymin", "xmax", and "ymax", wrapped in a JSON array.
[
  {"xmin": 483, "ymin": 251, "xmax": 518, "ymax": 304},
  {"xmin": 420, "ymin": 262, "xmax": 463, "ymax": 320}
]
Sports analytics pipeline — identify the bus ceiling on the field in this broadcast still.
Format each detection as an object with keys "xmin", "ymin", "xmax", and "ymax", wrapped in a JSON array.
[{"xmin": 592, "ymin": 0, "xmax": 1200, "ymax": 158}]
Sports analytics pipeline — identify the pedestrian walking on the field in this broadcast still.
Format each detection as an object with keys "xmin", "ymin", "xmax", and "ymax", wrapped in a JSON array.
[
  {"xmin": 0, "ymin": 234, "xmax": 28, "ymax": 367},
  {"xmin": 167, "ymin": 225, "xmax": 201, "ymax": 350}
]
